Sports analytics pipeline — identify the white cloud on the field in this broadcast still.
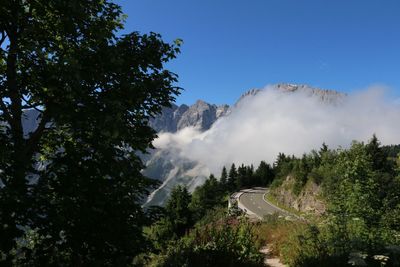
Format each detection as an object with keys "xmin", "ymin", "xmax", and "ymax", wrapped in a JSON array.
[{"xmin": 153, "ymin": 85, "xmax": 400, "ymax": 174}]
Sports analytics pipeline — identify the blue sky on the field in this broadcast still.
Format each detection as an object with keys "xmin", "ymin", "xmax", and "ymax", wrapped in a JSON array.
[{"xmin": 116, "ymin": 0, "xmax": 400, "ymax": 105}]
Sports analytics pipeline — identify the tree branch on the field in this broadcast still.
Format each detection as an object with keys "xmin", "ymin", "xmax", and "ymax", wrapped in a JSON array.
[
  {"xmin": 21, "ymin": 94, "xmax": 44, "ymax": 111},
  {"xmin": 0, "ymin": 31, "xmax": 7, "ymax": 47},
  {"xmin": 23, "ymin": 109, "xmax": 50, "ymax": 157},
  {"xmin": 0, "ymin": 98, "xmax": 13, "ymax": 124},
  {"xmin": 6, "ymin": 15, "xmax": 24, "ymax": 144}
]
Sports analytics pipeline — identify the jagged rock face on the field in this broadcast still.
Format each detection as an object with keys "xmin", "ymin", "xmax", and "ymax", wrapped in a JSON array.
[
  {"xmin": 148, "ymin": 104, "xmax": 189, "ymax": 132},
  {"xmin": 148, "ymin": 83, "xmax": 342, "ymax": 134},
  {"xmin": 276, "ymin": 83, "xmax": 345, "ymax": 104},
  {"xmin": 149, "ymin": 100, "xmax": 230, "ymax": 133},
  {"xmin": 234, "ymin": 88, "xmax": 261, "ymax": 106},
  {"xmin": 177, "ymin": 100, "xmax": 228, "ymax": 131}
]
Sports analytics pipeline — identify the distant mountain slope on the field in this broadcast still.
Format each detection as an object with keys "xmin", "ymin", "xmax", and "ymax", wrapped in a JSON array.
[
  {"xmin": 12, "ymin": 84, "xmax": 344, "ymax": 207},
  {"xmin": 144, "ymin": 84, "xmax": 344, "ymax": 206}
]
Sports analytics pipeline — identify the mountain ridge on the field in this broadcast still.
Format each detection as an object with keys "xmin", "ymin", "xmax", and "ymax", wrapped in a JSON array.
[
  {"xmin": 149, "ymin": 83, "xmax": 343, "ymax": 134},
  {"xmin": 144, "ymin": 83, "xmax": 345, "ymax": 206}
]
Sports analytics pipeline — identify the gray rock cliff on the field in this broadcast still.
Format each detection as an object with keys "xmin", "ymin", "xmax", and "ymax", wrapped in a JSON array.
[{"xmin": 149, "ymin": 100, "xmax": 230, "ymax": 132}]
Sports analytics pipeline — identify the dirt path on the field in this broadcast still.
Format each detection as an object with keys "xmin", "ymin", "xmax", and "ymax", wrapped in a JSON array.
[{"xmin": 260, "ymin": 246, "xmax": 287, "ymax": 267}]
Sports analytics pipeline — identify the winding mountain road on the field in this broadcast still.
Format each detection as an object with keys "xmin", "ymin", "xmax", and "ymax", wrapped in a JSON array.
[{"xmin": 236, "ymin": 188, "xmax": 293, "ymax": 220}]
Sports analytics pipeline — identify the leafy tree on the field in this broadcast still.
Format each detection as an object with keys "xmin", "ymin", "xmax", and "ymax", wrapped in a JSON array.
[
  {"xmin": 326, "ymin": 142, "xmax": 389, "ymax": 255},
  {"xmin": 0, "ymin": 0, "xmax": 181, "ymax": 265}
]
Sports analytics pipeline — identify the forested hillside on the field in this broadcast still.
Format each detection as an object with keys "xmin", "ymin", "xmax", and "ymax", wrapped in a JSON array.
[{"xmin": 140, "ymin": 135, "xmax": 400, "ymax": 266}]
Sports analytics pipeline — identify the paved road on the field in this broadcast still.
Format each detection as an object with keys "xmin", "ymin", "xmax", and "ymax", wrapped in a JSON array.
[{"xmin": 238, "ymin": 188, "xmax": 291, "ymax": 219}]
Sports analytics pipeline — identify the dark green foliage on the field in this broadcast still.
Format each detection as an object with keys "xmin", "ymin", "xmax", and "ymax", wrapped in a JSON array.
[
  {"xmin": 254, "ymin": 161, "xmax": 274, "ymax": 186},
  {"xmin": 220, "ymin": 166, "xmax": 228, "ymax": 189},
  {"xmin": 147, "ymin": 186, "xmax": 193, "ymax": 252},
  {"xmin": 227, "ymin": 163, "xmax": 237, "ymax": 191},
  {"xmin": 150, "ymin": 217, "xmax": 264, "ymax": 267},
  {"xmin": 236, "ymin": 164, "xmax": 247, "ymax": 190},
  {"xmin": 190, "ymin": 174, "xmax": 223, "ymax": 221},
  {"xmin": 165, "ymin": 185, "xmax": 193, "ymax": 237},
  {"xmin": 0, "ymin": 0, "xmax": 180, "ymax": 265},
  {"xmin": 382, "ymin": 144, "xmax": 400, "ymax": 158},
  {"xmin": 366, "ymin": 134, "xmax": 394, "ymax": 173}
]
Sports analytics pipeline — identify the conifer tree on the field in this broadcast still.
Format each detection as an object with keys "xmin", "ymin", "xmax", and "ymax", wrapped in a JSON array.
[
  {"xmin": 366, "ymin": 134, "xmax": 391, "ymax": 172},
  {"xmin": 228, "ymin": 163, "xmax": 237, "ymax": 191},
  {"xmin": 166, "ymin": 185, "xmax": 193, "ymax": 237},
  {"xmin": 255, "ymin": 161, "xmax": 274, "ymax": 186},
  {"xmin": 220, "ymin": 166, "xmax": 228, "ymax": 189}
]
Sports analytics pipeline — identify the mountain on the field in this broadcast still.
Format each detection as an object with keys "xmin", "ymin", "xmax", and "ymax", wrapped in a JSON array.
[
  {"xmin": 144, "ymin": 84, "xmax": 344, "ymax": 206},
  {"xmin": 275, "ymin": 83, "xmax": 345, "ymax": 103},
  {"xmin": 149, "ymin": 101, "xmax": 229, "ymax": 133},
  {"xmin": 144, "ymin": 100, "xmax": 231, "ymax": 206},
  {"xmin": 12, "ymin": 84, "xmax": 343, "ymax": 207}
]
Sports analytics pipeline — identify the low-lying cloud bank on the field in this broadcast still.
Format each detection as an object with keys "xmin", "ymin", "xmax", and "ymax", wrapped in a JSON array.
[{"xmin": 153, "ymin": 85, "xmax": 400, "ymax": 174}]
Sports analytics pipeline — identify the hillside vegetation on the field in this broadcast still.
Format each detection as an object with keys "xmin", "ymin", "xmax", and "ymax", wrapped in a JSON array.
[{"xmin": 140, "ymin": 135, "xmax": 400, "ymax": 266}]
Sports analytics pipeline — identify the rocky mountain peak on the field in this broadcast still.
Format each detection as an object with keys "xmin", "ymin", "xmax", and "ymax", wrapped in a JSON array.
[
  {"xmin": 275, "ymin": 83, "xmax": 345, "ymax": 103},
  {"xmin": 149, "ymin": 83, "xmax": 344, "ymax": 134},
  {"xmin": 149, "ymin": 100, "xmax": 230, "ymax": 133}
]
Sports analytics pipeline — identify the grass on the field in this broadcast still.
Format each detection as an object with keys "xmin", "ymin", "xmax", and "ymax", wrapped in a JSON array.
[{"xmin": 253, "ymin": 214, "xmax": 308, "ymax": 260}]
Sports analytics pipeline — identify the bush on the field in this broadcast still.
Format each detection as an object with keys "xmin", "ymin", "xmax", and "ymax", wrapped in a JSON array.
[{"xmin": 149, "ymin": 217, "xmax": 264, "ymax": 267}]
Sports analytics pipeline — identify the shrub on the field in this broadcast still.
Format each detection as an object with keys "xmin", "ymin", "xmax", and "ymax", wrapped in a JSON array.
[{"xmin": 149, "ymin": 217, "xmax": 264, "ymax": 267}]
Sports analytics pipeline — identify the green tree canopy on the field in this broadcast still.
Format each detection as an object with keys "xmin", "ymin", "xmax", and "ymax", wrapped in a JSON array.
[{"xmin": 0, "ymin": 0, "xmax": 181, "ymax": 265}]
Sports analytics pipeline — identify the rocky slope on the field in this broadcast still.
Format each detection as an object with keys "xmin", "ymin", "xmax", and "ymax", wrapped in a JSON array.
[{"xmin": 269, "ymin": 175, "xmax": 326, "ymax": 215}]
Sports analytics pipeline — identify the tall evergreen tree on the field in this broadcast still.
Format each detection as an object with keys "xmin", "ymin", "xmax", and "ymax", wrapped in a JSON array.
[
  {"xmin": 166, "ymin": 185, "xmax": 193, "ymax": 237},
  {"xmin": 319, "ymin": 142, "xmax": 329, "ymax": 156},
  {"xmin": 190, "ymin": 174, "xmax": 221, "ymax": 221},
  {"xmin": 255, "ymin": 161, "xmax": 274, "ymax": 186},
  {"xmin": 220, "ymin": 166, "xmax": 228, "ymax": 189},
  {"xmin": 366, "ymin": 134, "xmax": 391, "ymax": 172},
  {"xmin": 236, "ymin": 164, "xmax": 247, "ymax": 190},
  {"xmin": 228, "ymin": 163, "xmax": 237, "ymax": 191}
]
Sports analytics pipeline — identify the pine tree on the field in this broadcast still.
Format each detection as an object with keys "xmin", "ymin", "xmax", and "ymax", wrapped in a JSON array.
[
  {"xmin": 236, "ymin": 164, "xmax": 247, "ymax": 190},
  {"xmin": 228, "ymin": 163, "xmax": 237, "ymax": 192},
  {"xmin": 166, "ymin": 185, "xmax": 193, "ymax": 237},
  {"xmin": 255, "ymin": 161, "xmax": 274, "ymax": 186},
  {"xmin": 319, "ymin": 142, "xmax": 329, "ymax": 156},
  {"xmin": 220, "ymin": 166, "xmax": 228, "ymax": 189},
  {"xmin": 366, "ymin": 134, "xmax": 390, "ymax": 172}
]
